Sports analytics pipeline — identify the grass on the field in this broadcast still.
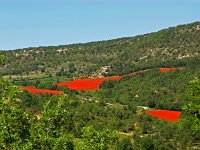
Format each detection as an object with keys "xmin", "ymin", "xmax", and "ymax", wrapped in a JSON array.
[{"xmin": 12, "ymin": 74, "xmax": 70, "ymax": 86}]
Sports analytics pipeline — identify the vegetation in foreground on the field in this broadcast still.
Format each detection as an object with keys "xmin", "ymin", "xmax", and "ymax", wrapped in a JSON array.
[
  {"xmin": 0, "ymin": 22, "xmax": 200, "ymax": 149},
  {"xmin": 1, "ymin": 50, "xmax": 200, "ymax": 150}
]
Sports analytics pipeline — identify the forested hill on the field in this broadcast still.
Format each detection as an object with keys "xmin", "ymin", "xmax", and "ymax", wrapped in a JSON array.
[
  {"xmin": 1, "ymin": 22, "xmax": 200, "ymax": 77},
  {"xmin": 0, "ymin": 22, "xmax": 200, "ymax": 149}
]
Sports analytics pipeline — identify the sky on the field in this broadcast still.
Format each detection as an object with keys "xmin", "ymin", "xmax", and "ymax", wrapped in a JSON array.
[{"xmin": 0, "ymin": 0, "xmax": 200, "ymax": 50}]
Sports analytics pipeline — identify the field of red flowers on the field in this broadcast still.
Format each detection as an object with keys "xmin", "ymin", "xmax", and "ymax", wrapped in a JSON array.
[
  {"xmin": 56, "ymin": 76, "xmax": 123, "ymax": 91},
  {"xmin": 21, "ymin": 67, "xmax": 184, "ymax": 93},
  {"xmin": 20, "ymin": 86, "xmax": 62, "ymax": 95},
  {"xmin": 146, "ymin": 110, "xmax": 181, "ymax": 122},
  {"xmin": 159, "ymin": 67, "xmax": 185, "ymax": 73},
  {"xmin": 20, "ymin": 68, "xmax": 184, "ymax": 122},
  {"xmin": 56, "ymin": 68, "xmax": 184, "ymax": 91}
]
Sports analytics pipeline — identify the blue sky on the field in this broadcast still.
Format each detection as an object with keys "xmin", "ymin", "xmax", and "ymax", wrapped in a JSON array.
[{"xmin": 0, "ymin": 0, "xmax": 199, "ymax": 50}]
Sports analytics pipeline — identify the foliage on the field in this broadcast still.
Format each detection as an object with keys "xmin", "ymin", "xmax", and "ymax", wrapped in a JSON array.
[
  {"xmin": 1, "ymin": 22, "xmax": 200, "ymax": 77},
  {"xmin": 131, "ymin": 78, "xmax": 200, "ymax": 149},
  {"xmin": 0, "ymin": 55, "xmax": 32, "ymax": 149},
  {"xmin": 78, "ymin": 125, "xmax": 118, "ymax": 150},
  {"xmin": 30, "ymin": 96, "xmax": 74, "ymax": 150},
  {"xmin": 183, "ymin": 78, "xmax": 200, "ymax": 132},
  {"xmin": 1, "ymin": 22, "xmax": 200, "ymax": 149},
  {"xmin": 1, "ymin": 56, "xmax": 75, "ymax": 149},
  {"xmin": 96, "ymin": 66, "xmax": 200, "ymax": 110},
  {"xmin": 117, "ymin": 137, "xmax": 133, "ymax": 150},
  {"xmin": 0, "ymin": 79, "xmax": 75, "ymax": 149}
]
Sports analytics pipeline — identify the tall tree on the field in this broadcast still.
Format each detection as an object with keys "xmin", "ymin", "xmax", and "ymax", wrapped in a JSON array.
[
  {"xmin": 183, "ymin": 78, "xmax": 200, "ymax": 132},
  {"xmin": 0, "ymin": 54, "xmax": 32, "ymax": 149}
]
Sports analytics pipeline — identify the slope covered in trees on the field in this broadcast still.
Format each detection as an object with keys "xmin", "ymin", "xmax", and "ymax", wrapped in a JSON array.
[
  {"xmin": 0, "ymin": 21, "xmax": 200, "ymax": 149},
  {"xmin": 1, "ymin": 52, "xmax": 200, "ymax": 149},
  {"xmin": 0, "ymin": 22, "xmax": 200, "ymax": 77}
]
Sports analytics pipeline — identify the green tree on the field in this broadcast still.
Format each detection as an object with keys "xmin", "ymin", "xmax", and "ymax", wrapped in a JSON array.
[
  {"xmin": 30, "ymin": 96, "xmax": 74, "ymax": 150},
  {"xmin": 0, "ymin": 54, "xmax": 7, "ymax": 66},
  {"xmin": 78, "ymin": 125, "xmax": 118, "ymax": 150},
  {"xmin": 183, "ymin": 78, "xmax": 200, "ymax": 132},
  {"xmin": 0, "ymin": 55, "xmax": 32, "ymax": 149},
  {"xmin": 141, "ymin": 136, "xmax": 154, "ymax": 150},
  {"xmin": 0, "ymin": 54, "xmax": 74, "ymax": 149},
  {"xmin": 68, "ymin": 63, "xmax": 77, "ymax": 74},
  {"xmin": 117, "ymin": 137, "xmax": 133, "ymax": 150}
]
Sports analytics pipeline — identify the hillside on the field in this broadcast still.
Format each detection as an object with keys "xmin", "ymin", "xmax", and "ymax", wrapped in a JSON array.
[
  {"xmin": 0, "ymin": 22, "xmax": 200, "ymax": 149},
  {"xmin": 0, "ymin": 22, "xmax": 200, "ymax": 78}
]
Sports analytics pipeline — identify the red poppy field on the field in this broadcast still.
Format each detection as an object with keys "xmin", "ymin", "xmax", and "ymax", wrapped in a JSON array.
[
  {"xmin": 56, "ymin": 68, "xmax": 184, "ymax": 91},
  {"xmin": 21, "ymin": 86, "xmax": 62, "ymax": 95},
  {"xmin": 159, "ymin": 67, "xmax": 185, "ymax": 73},
  {"xmin": 56, "ymin": 76, "xmax": 123, "ymax": 91},
  {"xmin": 126, "ymin": 69, "xmax": 148, "ymax": 76},
  {"xmin": 21, "ymin": 86, "xmax": 36, "ymax": 90},
  {"xmin": 146, "ymin": 110, "xmax": 181, "ymax": 122},
  {"xmin": 21, "ymin": 67, "xmax": 184, "ymax": 93},
  {"xmin": 20, "ymin": 68, "xmax": 184, "ymax": 122}
]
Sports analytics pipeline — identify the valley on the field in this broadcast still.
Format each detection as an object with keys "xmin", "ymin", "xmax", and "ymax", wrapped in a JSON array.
[{"xmin": 0, "ymin": 22, "xmax": 200, "ymax": 149}]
